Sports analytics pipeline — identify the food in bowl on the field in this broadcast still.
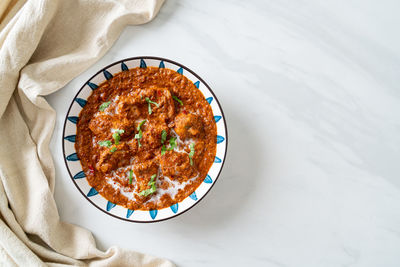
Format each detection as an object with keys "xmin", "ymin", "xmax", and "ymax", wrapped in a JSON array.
[{"xmin": 75, "ymin": 67, "xmax": 217, "ymax": 210}]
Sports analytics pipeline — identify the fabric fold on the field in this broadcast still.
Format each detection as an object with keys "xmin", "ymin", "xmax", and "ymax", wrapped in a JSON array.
[{"xmin": 0, "ymin": 0, "xmax": 174, "ymax": 266}]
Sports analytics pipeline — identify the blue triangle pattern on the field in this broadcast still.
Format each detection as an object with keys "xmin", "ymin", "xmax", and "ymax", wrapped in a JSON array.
[
  {"xmin": 140, "ymin": 59, "xmax": 147, "ymax": 68},
  {"xmin": 216, "ymin": 135, "xmax": 225, "ymax": 144},
  {"xmin": 193, "ymin": 81, "xmax": 200, "ymax": 88},
  {"xmin": 214, "ymin": 156, "xmax": 222, "ymax": 163},
  {"xmin": 103, "ymin": 70, "xmax": 113, "ymax": 80},
  {"xmin": 75, "ymin": 98, "xmax": 87, "ymax": 108},
  {"xmin": 204, "ymin": 175, "xmax": 212, "ymax": 184},
  {"xmin": 126, "ymin": 209, "xmax": 134, "ymax": 218},
  {"xmin": 66, "ymin": 153, "xmax": 79, "ymax": 161},
  {"xmin": 87, "ymin": 82, "xmax": 98, "ymax": 90},
  {"xmin": 214, "ymin": 116, "xmax": 222, "ymax": 123},
  {"xmin": 67, "ymin": 116, "xmax": 78, "ymax": 124},
  {"xmin": 149, "ymin": 209, "xmax": 158, "ymax": 220},
  {"xmin": 121, "ymin": 62, "xmax": 129, "ymax": 71},
  {"xmin": 189, "ymin": 191, "xmax": 197, "ymax": 201},
  {"xmin": 64, "ymin": 135, "xmax": 76, "ymax": 143},
  {"xmin": 177, "ymin": 67, "xmax": 183, "ymax": 74},
  {"xmin": 106, "ymin": 201, "xmax": 116, "ymax": 211},
  {"xmin": 87, "ymin": 187, "xmax": 98, "ymax": 197},
  {"xmin": 159, "ymin": 61, "xmax": 165, "ymax": 68},
  {"xmin": 73, "ymin": 171, "xmax": 86, "ymax": 179},
  {"xmin": 206, "ymin": 97, "xmax": 213, "ymax": 104},
  {"xmin": 170, "ymin": 203, "xmax": 179, "ymax": 214}
]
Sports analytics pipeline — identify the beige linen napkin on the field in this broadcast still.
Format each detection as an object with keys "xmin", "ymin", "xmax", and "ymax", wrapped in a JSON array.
[
  {"xmin": 0, "ymin": 0, "xmax": 13, "ymax": 22},
  {"xmin": 0, "ymin": 0, "xmax": 175, "ymax": 266}
]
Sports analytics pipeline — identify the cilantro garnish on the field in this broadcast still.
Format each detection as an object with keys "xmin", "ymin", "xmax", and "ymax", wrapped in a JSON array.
[
  {"xmin": 112, "ymin": 129, "xmax": 124, "ymax": 145},
  {"xmin": 128, "ymin": 170, "xmax": 133, "ymax": 184},
  {"xmin": 160, "ymin": 130, "xmax": 168, "ymax": 155},
  {"xmin": 161, "ymin": 136, "xmax": 177, "ymax": 154},
  {"xmin": 148, "ymin": 174, "xmax": 156, "ymax": 186},
  {"xmin": 168, "ymin": 137, "xmax": 177, "ymax": 151},
  {"xmin": 138, "ymin": 187, "xmax": 156, "ymax": 197},
  {"xmin": 137, "ymin": 120, "xmax": 146, "ymax": 131},
  {"xmin": 98, "ymin": 140, "xmax": 112, "ymax": 147},
  {"xmin": 135, "ymin": 120, "xmax": 146, "ymax": 147},
  {"xmin": 172, "ymin": 95, "xmax": 183, "ymax": 106},
  {"xmin": 134, "ymin": 132, "xmax": 143, "ymax": 147},
  {"xmin": 99, "ymin": 101, "xmax": 111, "ymax": 111},
  {"xmin": 189, "ymin": 143, "xmax": 195, "ymax": 165},
  {"xmin": 138, "ymin": 174, "xmax": 157, "ymax": 197},
  {"xmin": 161, "ymin": 130, "xmax": 167, "ymax": 144},
  {"xmin": 110, "ymin": 146, "xmax": 117, "ymax": 153},
  {"xmin": 161, "ymin": 145, "xmax": 167, "ymax": 156},
  {"xmin": 145, "ymin": 97, "xmax": 159, "ymax": 115}
]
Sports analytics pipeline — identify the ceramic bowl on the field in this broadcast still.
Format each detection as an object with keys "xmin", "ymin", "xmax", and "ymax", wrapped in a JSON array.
[{"xmin": 62, "ymin": 56, "xmax": 227, "ymax": 222}]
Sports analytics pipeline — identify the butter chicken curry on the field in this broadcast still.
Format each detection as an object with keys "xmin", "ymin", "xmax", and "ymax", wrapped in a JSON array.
[{"xmin": 75, "ymin": 67, "xmax": 217, "ymax": 210}]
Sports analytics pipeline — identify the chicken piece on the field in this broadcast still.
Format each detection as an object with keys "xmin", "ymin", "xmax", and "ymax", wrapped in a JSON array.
[
  {"xmin": 132, "ymin": 159, "xmax": 158, "ymax": 178},
  {"xmin": 140, "ymin": 119, "xmax": 169, "ymax": 150},
  {"xmin": 115, "ymin": 87, "xmax": 175, "ymax": 122},
  {"xmin": 140, "ymin": 87, "xmax": 175, "ymax": 121},
  {"xmin": 115, "ymin": 96, "xmax": 144, "ymax": 120},
  {"xmin": 174, "ymin": 112, "xmax": 204, "ymax": 140},
  {"xmin": 132, "ymin": 160, "xmax": 159, "ymax": 193},
  {"xmin": 89, "ymin": 114, "xmax": 134, "ymax": 139},
  {"xmin": 95, "ymin": 143, "xmax": 132, "ymax": 173},
  {"xmin": 160, "ymin": 151, "xmax": 196, "ymax": 182}
]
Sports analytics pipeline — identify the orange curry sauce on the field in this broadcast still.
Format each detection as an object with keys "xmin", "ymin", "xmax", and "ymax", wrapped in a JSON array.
[{"xmin": 75, "ymin": 67, "xmax": 217, "ymax": 210}]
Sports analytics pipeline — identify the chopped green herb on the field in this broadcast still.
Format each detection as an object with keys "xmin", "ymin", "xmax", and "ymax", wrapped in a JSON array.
[
  {"xmin": 134, "ymin": 133, "xmax": 142, "ymax": 147},
  {"xmin": 98, "ymin": 140, "xmax": 112, "ymax": 147},
  {"xmin": 99, "ymin": 101, "xmax": 111, "ymax": 111},
  {"xmin": 189, "ymin": 143, "xmax": 195, "ymax": 165},
  {"xmin": 138, "ymin": 174, "xmax": 157, "ymax": 197},
  {"xmin": 112, "ymin": 133, "xmax": 120, "ymax": 145},
  {"xmin": 134, "ymin": 131, "xmax": 143, "ymax": 139},
  {"xmin": 112, "ymin": 129, "xmax": 124, "ymax": 145},
  {"xmin": 128, "ymin": 170, "xmax": 133, "ymax": 184},
  {"xmin": 134, "ymin": 121, "xmax": 146, "ymax": 148},
  {"xmin": 147, "ymin": 102, "xmax": 152, "ymax": 115},
  {"xmin": 148, "ymin": 174, "xmax": 157, "ymax": 186},
  {"xmin": 137, "ymin": 120, "xmax": 146, "ymax": 131},
  {"xmin": 145, "ymin": 97, "xmax": 160, "ymax": 107},
  {"xmin": 135, "ymin": 130, "xmax": 143, "ymax": 147},
  {"xmin": 161, "ymin": 144, "xmax": 167, "ymax": 156},
  {"xmin": 172, "ymin": 95, "xmax": 183, "ymax": 106},
  {"xmin": 138, "ymin": 187, "xmax": 156, "ymax": 197},
  {"xmin": 160, "ymin": 131, "xmax": 168, "ymax": 155},
  {"xmin": 110, "ymin": 146, "xmax": 117, "ymax": 153},
  {"xmin": 145, "ymin": 97, "xmax": 159, "ymax": 115},
  {"xmin": 161, "ymin": 130, "xmax": 167, "ymax": 144},
  {"xmin": 168, "ymin": 137, "xmax": 177, "ymax": 151}
]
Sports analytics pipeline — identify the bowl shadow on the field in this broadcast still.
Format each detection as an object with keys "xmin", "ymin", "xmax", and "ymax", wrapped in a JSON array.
[{"xmin": 166, "ymin": 104, "xmax": 263, "ymax": 231}]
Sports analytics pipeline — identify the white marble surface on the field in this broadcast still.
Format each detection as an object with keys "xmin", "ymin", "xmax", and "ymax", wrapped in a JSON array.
[{"xmin": 46, "ymin": 1, "xmax": 400, "ymax": 266}]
